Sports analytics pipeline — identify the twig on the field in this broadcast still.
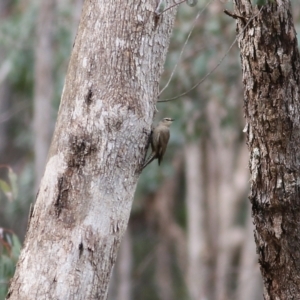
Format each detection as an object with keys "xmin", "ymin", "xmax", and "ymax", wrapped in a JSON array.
[
  {"xmin": 158, "ymin": 0, "xmax": 214, "ymax": 97},
  {"xmin": 158, "ymin": 7, "xmax": 263, "ymax": 102},
  {"xmin": 157, "ymin": 0, "xmax": 187, "ymax": 16},
  {"xmin": 223, "ymin": 9, "xmax": 247, "ymax": 21}
]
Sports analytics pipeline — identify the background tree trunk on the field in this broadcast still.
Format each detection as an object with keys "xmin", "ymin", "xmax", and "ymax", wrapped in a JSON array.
[
  {"xmin": 116, "ymin": 229, "xmax": 133, "ymax": 300},
  {"xmin": 184, "ymin": 103, "xmax": 207, "ymax": 300},
  {"xmin": 147, "ymin": 153, "xmax": 185, "ymax": 300},
  {"xmin": 236, "ymin": 204, "xmax": 263, "ymax": 300},
  {"xmin": 233, "ymin": 0, "xmax": 300, "ymax": 298},
  {"xmin": 71, "ymin": 0, "xmax": 84, "ymax": 40},
  {"xmin": 0, "ymin": 0, "xmax": 12, "ymax": 159},
  {"xmin": 33, "ymin": 0, "xmax": 55, "ymax": 192},
  {"xmin": 206, "ymin": 98, "xmax": 249, "ymax": 300},
  {"xmin": 6, "ymin": 1, "xmax": 177, "ymax": 299}
]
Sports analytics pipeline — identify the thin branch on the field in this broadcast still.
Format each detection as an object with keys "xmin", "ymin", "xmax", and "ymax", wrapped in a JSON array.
[
  {"xmin": 0, "ymin": 102, "xmax": 30, "ymax": 123},
  {"xmin": 223, "ymin": 9, "xmax": 247, "ymax": 21},
  {"xmin": 158, "ymin": 0, "xmax": 214, "ymax": 97},
  {"xmin": 157, "ymin": 0, "xmax": 187, "ymax": 16},
  {"xmin": 158, "ymin": 7, "xmax": 263, "ymax": 103}
]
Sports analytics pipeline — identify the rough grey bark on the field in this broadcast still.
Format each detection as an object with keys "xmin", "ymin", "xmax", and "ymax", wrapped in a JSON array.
[
  {"xmin": 6, "ymin": 1, "xmax": 177, "ymax": 299},
  {"xmin": 33, "ymin": 0, "xmax": 55, "ymax": 192},
  {"xmin": 233, "ymin": 0, "xmax": 300, "ymax": 298}
]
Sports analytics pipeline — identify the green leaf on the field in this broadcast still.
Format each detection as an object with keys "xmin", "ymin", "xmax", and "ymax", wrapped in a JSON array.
[
  {"xmin": 0, "ymin": 179, "xmax": 13, "ymax": 201},
  {"xmin": 0, "ymin": 180, "xmax": 10, "ymax": 193}
]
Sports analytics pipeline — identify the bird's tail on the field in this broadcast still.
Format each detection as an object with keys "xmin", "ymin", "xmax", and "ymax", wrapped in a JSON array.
[{"xmin": 142, "ymin": 153, "xmax": 156, "ymax": 170}]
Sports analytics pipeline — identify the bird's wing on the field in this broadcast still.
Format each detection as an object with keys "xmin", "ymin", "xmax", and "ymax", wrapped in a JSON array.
[
  {"xmin": 157, "ymin": 129, "xmax": 170, "ymax": 165},
  {"xmin": 151, "ymin": 130, "xmax": 160, "ymax": 152}
]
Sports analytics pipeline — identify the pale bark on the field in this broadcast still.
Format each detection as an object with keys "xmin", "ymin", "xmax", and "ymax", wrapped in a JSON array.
[
  {"xmin": 6, "ymin": 1, "xmax": 177, "ymax": 299},
  {"xmin": 205, "ymin": 128, "xmax": 219, "ymax": 298},
  {"xmin": 155, "ymin": 242, "xmax": 173, "ymax": 300},
  {"xmin": 71, "ymin": 0, "xmax": 84, "ymax": 41},
  {"xmin": 233, "ymin": 0, "xmax": 300, "ymax": 298},
  {"xmin": 146, "ymin": 153, "xmax": 186, "ymax": 300},
  {"xmin": 33, "ymin": 0, "xmax": 55, "ymax": 192},
  {"xmin": 206, "ymin": 99, "xmax": 249, "ymax": 300},
  {"xmin": 108, "ymin": 222, "xmax": 132, "ymax": 300},
  {"xmin": 107, "ymin": 231, "xmax": 132, "ymax": 300},
  {"xmin": 0, "ymin": 78, "xmax": 9, "ymax": 155},
  {"xmin": 184, "ymin": 142, "xmax": 207, "ymax": 300},
  {"xmin": 0, "ymin": 0, "xmax": 11, "ymax": 111},
  {"xmin": 116, "ymin": 229, "xmax": 132, "ymax": 300}
]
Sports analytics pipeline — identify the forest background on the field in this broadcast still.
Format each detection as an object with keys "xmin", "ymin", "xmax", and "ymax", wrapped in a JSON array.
[{"xmin": 0, "ymin": 0, "xmax": 299, "ymax": 300}]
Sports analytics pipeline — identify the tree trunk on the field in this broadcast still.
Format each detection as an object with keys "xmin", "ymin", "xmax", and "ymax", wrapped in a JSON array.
[
  {"xmin": 0, "ymin": 73, "xmax": 10, "ymax": 156},
  {"xmin": 184, "ymin": 141, "xmax": 206, "ymax": 300},
  {"xmin": 0, "ymin": 11, "xmax": 12, "ymax": 158},
  {"xmin": 145, "ymin": 153, "xmax": 186, "ymax": 299},
  {"xmin": 6, "ymin": 1, "xmax": 177, "ymax": 299},
  {"xmin": 33, "ymin": 0, "xmax": 55, "ymax": 192},
  {"xmin": 206, "ymin": 98, "xmax": 249, "ymax": 300},
  {"xmin": 233, "ymin": 0, "xmax": 300, "ymax": 298}
]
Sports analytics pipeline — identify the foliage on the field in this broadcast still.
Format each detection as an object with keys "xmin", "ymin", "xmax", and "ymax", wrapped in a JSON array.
[
  {"xmin": 0, "ymin": 166, "xmax": 18, "ymax": 202},
  {"xmin": 0, "ymin": 229, "xmax": 21, "ymax": 300},
  {"xmin": 0, "ymin": 0, "xmax": 75, "ymax": 239}
]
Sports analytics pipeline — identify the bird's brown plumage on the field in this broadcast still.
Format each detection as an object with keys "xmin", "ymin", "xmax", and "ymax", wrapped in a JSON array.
[
  {"xmin": 152, "ymin": 126, "xmax": 170, "ymax": 165},
  {"xmin": 142, "ymin": 118, "xmax": 173, "ymax": 169}
]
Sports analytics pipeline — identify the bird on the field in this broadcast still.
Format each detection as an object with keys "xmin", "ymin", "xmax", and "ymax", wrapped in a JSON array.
[{"xmin": 142, "ymin": 117, "xmax": 174, "ymax": 169}]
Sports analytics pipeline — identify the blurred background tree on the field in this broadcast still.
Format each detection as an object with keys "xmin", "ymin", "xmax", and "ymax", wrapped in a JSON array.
[{"xmin": 0, "ymin": 0, "xmax": 299, "ymax": 299}]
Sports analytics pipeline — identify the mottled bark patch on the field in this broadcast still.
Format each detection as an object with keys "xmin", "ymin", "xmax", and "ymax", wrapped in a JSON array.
[
  {"xmin": 79, "ymin": 242, "xmax": 84, "ymax": 258},
  {"xmin": 85, "ymin": 88, "xmax": 93, "ymax": 105},
  {"xmin": 68, "ymin": 135, "xmax": 97, "ymax": 169},
  {"xmin": 53, "ymin": 175, "xmax": 77, "ymax": 226},
  {"xmin": 54, "ymin": 176, "xmax": 69, "ymax": 217}
]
